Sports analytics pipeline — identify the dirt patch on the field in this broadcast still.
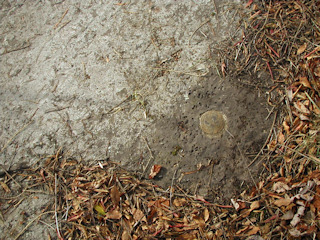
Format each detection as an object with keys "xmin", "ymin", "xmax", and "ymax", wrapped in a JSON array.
[{"xmin": 138, "ymin": 72, "xmax": 273, "ymax": 202}]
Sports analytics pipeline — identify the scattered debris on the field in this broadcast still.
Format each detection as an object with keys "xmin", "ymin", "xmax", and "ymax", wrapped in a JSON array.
[{"xmin": 1, "ymin": 0, "xmax": 320, "ymax": 239}]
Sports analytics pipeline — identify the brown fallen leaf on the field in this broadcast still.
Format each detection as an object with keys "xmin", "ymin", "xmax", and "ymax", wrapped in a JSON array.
[
  {"xmin": 122, "ymin": 230, "xmax": 130, "ymax": 240},
  {"xmin": 294, "ymin": 101, "xmax": 310, "ymax": 115},
  {"xmin": 173, "ymin": 198, "xmax": 187, "ymax": 207},
  {"xmin": 247, "ymin": 226, "xmax": 260, "ymax": 235},
  {"xmin": 203, "ymin": 208, "xmax": 210, "ymax": 222},
  {"xmin": 236, "ymin": 226, "xmax": 251, "ymax": 235},
  {"xmin": 111, "ymin": 185, "xmax": 121, "ymax": 207},
  {"xmin": 0, "ymin": 181, "xmax": 10, "ymax": 193},
  {"xmin": 231, "ymin": 199, "xmax": 247, "ymax": 211},
  {"xmin": 249, "ymin": 201, "xmax": 260, "ymax": 211},
  {"xmin": 132, "ymin": 208, "xmax": 146, "ymax": 222},
  {"xmin": 272, "ymin": 182, "xmax": 291, "ymax": 193},
  {"xmin": 149, "ymin": 164, "xmax": 162, "ymax": 179},
  {"xmin": 274, "ymin": 198, "xmax": 292, "ymax": 207},
  {"xmin": 281, "ymin": 210, "xmax": 294, "ymax": 220},
  {"xmin": 291, "ymin": 205, "xmax": 305, "ymax": 227},
  {"xmin": 106, "ymin": 208, "xmax": 122, "ymax": 220},
  {"xmin": 297, "ymin": 43, "xmax": 307, "ymax": 55},
  {"xmin": 277, "ymin": 131, "xmax": 285, "ymax": 145},
  {"xmin": 298, "ymin": 76, "xmax": 312, "ymax": 88}
]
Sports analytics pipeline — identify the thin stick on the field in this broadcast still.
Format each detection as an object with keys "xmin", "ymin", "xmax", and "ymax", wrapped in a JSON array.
[
  {"xmin": 0, "ymin": 43, "xmax": 31, "ymax": 56},
  {"xmin": 188, "ymin": 19, "xmax": 211, "ymax": 46},
  {"xmin": 14, "ymin": 211, "xmax": 54, "ymax": 240},
  {"xmin": 106, "ymin": 95, "xmax": 131, "ymax": 114},
  {"xmin": 38, "ymin": 220, "xmax": 56, "ymax": 231},
  {"xmin": 248, "ymin": 111, "xmax": 277, "ymax": 167},
  {"xmin": 54, "ymin": 9, "xmax": 69, "ymax": 29},
  {"xmin": 0, "ymin": 120, "xmax": 33, "ymax": 154},
  {"xmin": 170, "ymin": 169, "xmax": 178, "ymax": 208},
  {"xmin": 280, "ymin": 144, "xmax": 320, "ymax": 164},
  {"xmin": 0, "ymin": 164, "xmax": 22, "ymax": 188},
  {"xmin": 141, "ymin": 137, "xmax": 154, "ymax": 178},
  {"xmin": 151, "ymin": 67, "xmax": 209, "ymax": 77},
  {"xmin": 305, "ymin": 91, "xmax": 320, "ymax": 112},
  {"xmin": 55, "ymin": 173, "xmax": 62, "ymax": 239}
]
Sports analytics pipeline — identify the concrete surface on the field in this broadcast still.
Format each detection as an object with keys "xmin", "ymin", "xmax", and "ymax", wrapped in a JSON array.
[{"xmin": 0, "ymin": 1, "xmax": 273, "ymax": 239}]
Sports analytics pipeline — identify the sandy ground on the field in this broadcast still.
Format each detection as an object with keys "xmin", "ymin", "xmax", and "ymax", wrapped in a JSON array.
[{"xmin": 0, "ymin": 1, "xmax": 273, "ymax": 239}]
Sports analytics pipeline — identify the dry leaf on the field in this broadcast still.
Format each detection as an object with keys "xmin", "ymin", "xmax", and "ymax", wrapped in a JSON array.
[
  {"xmin": 274, "ymin": 198, "xmax": 292, "ymax": 207},
  {"xmin": 231, "ymin": 199, "xmax": 240, "ymax": 211},
  {"xmin": 0, "ymin": 181, "xmax": 10, "ymax": 193},
  {"xmin": 149, "ymin": 164, "xmax": 162, "ymax": 179},
  {"xmin": 203, "ymin": 208, "xmax": 210, "ymax": 222},
  {"xmin": 297, "ymin": 43, "xmax": 307, "ymax": 55},
  {"xmin": 247, "ymin": 226, "xmax": 260, "ymax": 235},
  {"xmin": 246, "ymin": 235, "xmax": 264, "ymax": 240},
  {"xmin": 231, "ymin": 199, "xmax": 246, "ymax": 211},
  {"xmin": 236, "ymin": 226, "xmax": 250, "ymax": 235},
  {"xmin": 289, "ymin": 228, "xmax": 306, "ymax": 237},
  {"xmin": 132, "ymin": 208, "xmax": 146, "ymax": 222},
  {"xmin": 173, "ymin": 198, "xmax": 187, "ymax": 207},
  {"xmin": 281, "ymin": 210, "xmax": 294, "ymax": 220},
  {"xmin": 94, "ymin": 204, "xmax": 106, "ymax": 216},
  {"xmin": 298, "ymin": 76, "xmax": 312, "ymax": 88},
  {"xmin": 286, "ymin": 87, "xmax": 293, "ymax": 101},
  {"xmin": 277, "ymin": 131, "xmax": 285, "ymax": 144},
  {"xmin": 250, "ymin": 201, "xmax": 260, "ymax": 211},
  {"xmin": 267, "ymin": 139, "xmax": 277, "ymax": 151},
  {"xmin": 313, "ymin": 186, "xmax": 320, "ymax": 210},
  {"xmin": 283, "ymin": 121, "xmax": 290, "ymax": 134},
  {"xmin": 299, "ymin": 114, "xmax": 309, "ymax": 121},
  {"xmin": 272, "ymin": 182, "xmax": 291, "ymax": 193},
  {"xmin": 121, "ymin": 231, "xmax": 130, "ymax": 240},
  {"xmin": 106, "ymin": 209, "xmax": 122, "ymax": 220},
  {"xmin": 111, "ymin": 185, "xmax": 121, "ymax": 207},
  {"xmin": 294, "ymin": 102, "xmax": 310, "ymax": 114},
  {"xmin": 290, "ymin": 205, "xmax": 305, "ymax": 227}
]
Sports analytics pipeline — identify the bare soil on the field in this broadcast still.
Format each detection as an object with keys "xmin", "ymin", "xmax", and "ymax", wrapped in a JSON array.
[{"xmin": 144, "ymin": 72, "xmax": 273, "ymax": 202}]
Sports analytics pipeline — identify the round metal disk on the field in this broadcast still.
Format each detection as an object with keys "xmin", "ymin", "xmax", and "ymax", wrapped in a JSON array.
[{"xmin": 199, "ymin": 110, "xmax": 227, "ymax": 138}]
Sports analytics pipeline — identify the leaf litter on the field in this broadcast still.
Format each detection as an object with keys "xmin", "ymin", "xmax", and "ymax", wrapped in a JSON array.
[{"xmin": 1, "ymin": 0, "xmax": 320, "ymax": 239}]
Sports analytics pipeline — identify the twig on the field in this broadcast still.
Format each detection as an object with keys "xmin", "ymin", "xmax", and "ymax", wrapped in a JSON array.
[
  {"xmin": 305, "ymin": 91, "xmax": 320, "ymax": 113},
  {"xmin": 248, "ymin": 111, "xmax": 277, "ymax": 167},
  {"xmin": 54, "ymin": 9, "xmax": 69, "ymax": 29},
  {"xmin": 0, "ymin": 43, "xmax": 31, "ymax": 56},
  {"xmin": 212, "ymin": 0, "xmax": 218, "ymax": 15},
  {"xmin": 106, "ymin": 95, "xmax": 132, "ymax": 114},
  {"xmin": 188, "ymin": 19, "xmax": 211, "ymax": 46},
  {"xmin": 266, "ymin": 61, "xmax": 274, "ymax": 81},
  {"xmin": 14, "ymin": 211, "xmax": 54, "ymax": 240},
  {"xmin": 38, "ymin": 220, "xmax": 56, "ymax": 231},
  {"xmin": 116, "ymin": 177, "xmax": 133, "ymax": 207},
  {"xmin": 55, "ymin": 173, "xmax": 62, "ymax": 239},
  {"xmin": 0, "ymin": 120, "xmax": 33, "ymax": 154},
  {"xmin": 151, "ymin": 67, "xmax": 209, "ymax": 77},
  {"xmin": 304, "ymin": 46, "xmax": 320, "ymax": 59},
  {"xmin": 0, "ymin": 164, "xmax": 22, "ymax": 188},
  {"xmin": 280, "ymin": 144, "xmax": 320, "ymax": 164},
  {"xmin": 141, "ymin": 137, "xmax": 154, "ymax": 178},
  {"xmin": 170, "ymin": 169, "xmax": 178, "ymax": 208}
]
